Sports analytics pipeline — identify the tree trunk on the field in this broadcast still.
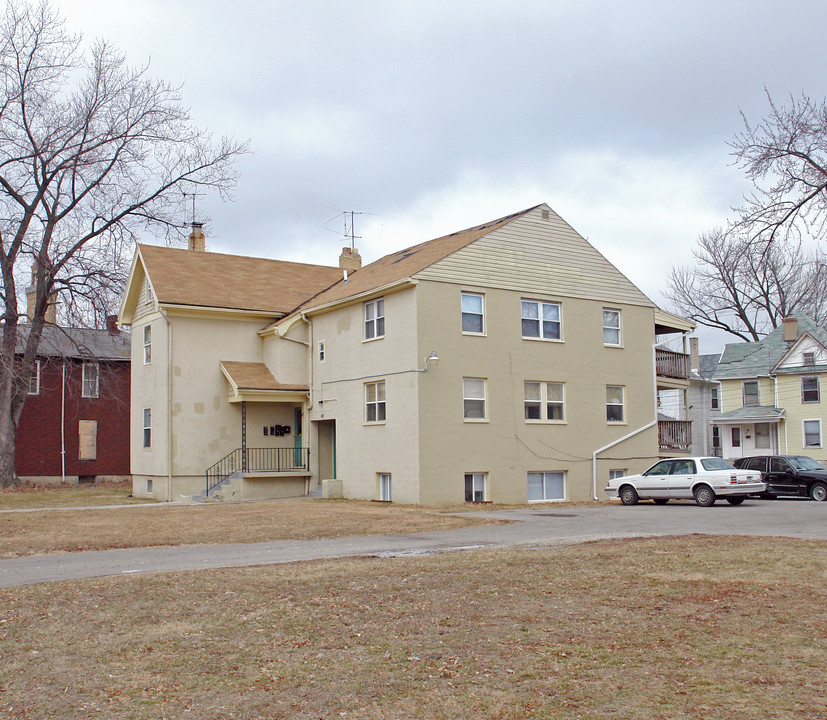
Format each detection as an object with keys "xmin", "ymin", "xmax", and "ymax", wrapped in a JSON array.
[{"xmin": 0, "ymin": 379, "xmax": 20, "ymax": 488}]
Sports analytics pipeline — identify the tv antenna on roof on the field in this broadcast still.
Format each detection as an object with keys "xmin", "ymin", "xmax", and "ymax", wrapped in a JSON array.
[
  {"xmin": 324, "ymin": 208, "xmax": 375, "ymax": 250},
  {"xmin": 183, "ymin": 190, "xmax": 206, "ymax": 225}
]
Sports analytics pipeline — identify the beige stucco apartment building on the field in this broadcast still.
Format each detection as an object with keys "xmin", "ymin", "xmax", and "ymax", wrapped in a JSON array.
[{"xmin": 119, "ymin": 204, "xmax": 693, "ymax": 504}]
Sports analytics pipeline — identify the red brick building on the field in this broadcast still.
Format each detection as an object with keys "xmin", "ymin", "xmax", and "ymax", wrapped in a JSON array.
[{"xmin": 15, "ymin": 321, "xmax": 131, "ymax": 483}]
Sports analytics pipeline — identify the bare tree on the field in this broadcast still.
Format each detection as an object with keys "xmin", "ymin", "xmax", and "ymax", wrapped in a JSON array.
[
  {"xmin": 665, "ymin": 229, "xmax": 827, "ymax": 341},
  {"xmin": 733, "ymin": 91, "xmax": 827, "ymax": 245},
  {"xmin": 0, "ymin": 1, "xmax": 247, "ymax": 486}
]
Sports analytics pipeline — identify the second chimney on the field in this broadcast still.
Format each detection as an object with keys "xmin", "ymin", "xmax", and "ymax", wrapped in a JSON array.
[
  {"xmin": 783, "ymin": 317, "xmax": 798, "ymax": 342},
  {"xmin": 339, "ymin": 246, "xmax": 362, "ymax": 272},
  {"xmin": 188, "ymin": 222, "xmax": 206, "ymax": 252},
  {"xmin": 689, "ymin": 337, "xmax": 700, "ymax": 373}
]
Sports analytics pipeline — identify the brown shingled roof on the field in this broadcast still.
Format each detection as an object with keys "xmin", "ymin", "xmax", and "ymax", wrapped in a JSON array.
[
  {"xmin": 139, "ymin": 244, "xmax": 341, "ymax": 315},
  {"xmin": 220, "ymin": 361, "xmax": 307, "ymax": 392},
  {"xmin": 274, "ymin": 205, "xmax": 539, "ymax": 324}
]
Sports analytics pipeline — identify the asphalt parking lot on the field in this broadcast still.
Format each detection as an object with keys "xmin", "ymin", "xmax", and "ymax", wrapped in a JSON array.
[{"xmin": 0, "ymin": 498, "xmax": 824, "ymax": 588}]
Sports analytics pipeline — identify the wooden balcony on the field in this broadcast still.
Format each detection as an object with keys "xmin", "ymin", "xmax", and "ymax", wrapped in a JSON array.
[
  {"xmin": 658, "ymin": 420, "xmax": 692, "ymax": 453},
  {"xmin": 656, "ymin": 348, "xmax": 690, "ymax": 380}
]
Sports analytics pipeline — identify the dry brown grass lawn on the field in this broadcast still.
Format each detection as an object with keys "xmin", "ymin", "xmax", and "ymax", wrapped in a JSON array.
[
  {"xmin": 0, "ymin": 498, "xmax": 501, "ymax": 558},
  {"xmin": 0, "ymin": 481, "xmax": 150, "ymax": 509},
  {"xmin": 1, "ymin": 535, "xmax": 824, "ymax": 719}
]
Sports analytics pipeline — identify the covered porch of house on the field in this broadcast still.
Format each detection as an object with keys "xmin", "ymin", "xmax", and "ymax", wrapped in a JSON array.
[
  {"xmin": 711, "ymin": 406, "xmax": 786, "ymax": 462},
  {"xmin": 196, "ymin": 361, "xmax": 312, "ymax": 502}
]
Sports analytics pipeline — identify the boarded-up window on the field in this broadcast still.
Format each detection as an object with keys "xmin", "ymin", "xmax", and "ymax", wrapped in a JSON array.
[{"xmin": 79, "ymin": 420, "xmax": 97, "ymax": 460}]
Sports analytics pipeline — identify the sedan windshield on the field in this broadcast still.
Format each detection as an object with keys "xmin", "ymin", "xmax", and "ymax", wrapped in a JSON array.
[
  {"xmin": 700, "ymin": 457, "xmax": 736, "ymax": 471},
  {"xmin": 789, "ymin": 456, "xmax": 826, "ymax": 471}
]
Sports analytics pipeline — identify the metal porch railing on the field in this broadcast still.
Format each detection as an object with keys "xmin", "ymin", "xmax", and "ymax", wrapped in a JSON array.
[{"xmin": 205, "ymin": 447, "xmax": 310, "ymax": 497}]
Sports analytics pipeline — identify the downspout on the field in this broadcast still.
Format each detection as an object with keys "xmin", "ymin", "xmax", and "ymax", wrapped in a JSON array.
[
  {"xmin": 165, "ymin": 312, "xmax": 173, "ymax": 502},
  {"xmin": 303, "ymin": 312, "xmax": 313, "ymax": 494},
  {"xmin": 590, "ymin": 339, "xmax": 660, "ymax": 499},
  {"xmin": 592, "ymin": 421, "xmax": 657, "ymax": 500},
  {"xmin": 60, "ymin": 359, "xmax": 66, "ymax": 484}
]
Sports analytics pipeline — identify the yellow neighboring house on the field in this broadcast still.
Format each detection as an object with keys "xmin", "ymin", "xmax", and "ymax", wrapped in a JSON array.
[
  {"xmin": 713, "ymin": 315, "xmax": 827, "ymax": 463},
  {"xmin": 118, "ymin": 204, "xmax": 693, "ymax": 504}
]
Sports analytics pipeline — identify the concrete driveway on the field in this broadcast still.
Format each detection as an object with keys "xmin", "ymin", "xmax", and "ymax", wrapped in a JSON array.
[{"xmin": 1, "ymin": 499, "xmax": 825, "ymax": 588}]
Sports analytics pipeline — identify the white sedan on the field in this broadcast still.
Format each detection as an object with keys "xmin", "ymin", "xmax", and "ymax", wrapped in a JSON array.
[{"xmin": 605, "ymin": 457, "xmax": 766, "ymax": 507}]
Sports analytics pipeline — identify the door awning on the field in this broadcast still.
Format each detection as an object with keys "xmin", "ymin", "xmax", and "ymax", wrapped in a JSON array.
[{"xmin": 220, "ymin": 361, "xmax": 309, "ymax": 403}]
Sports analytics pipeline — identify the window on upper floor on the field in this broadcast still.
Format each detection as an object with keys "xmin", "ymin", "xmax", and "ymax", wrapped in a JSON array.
[
  {"xmin": 461, "ymin": 292, "xmax": 484, "ymax": 334},
  {"xmin": 462, "ymin": 377, "xmax": 487, "ymax": 421},
  {"xmin": 28, "ymin": 360, "xmax": 40, "ymax": 395},
  {"xmin": 802, "ymin": 376, "xmax": 820, "ymax": 403},
  {"xmin": 521, "ymin": 299, "xmax": 561, "ymax": 340},
  {"xmin": 365, "ymin": 381, "xmax": 386, "ymax": 423},
  {"xmin": 524, "ymin": 381, "xmax": 565, "ymax": 422},
  {"xmin": 364, "ymin": 297, "xmax": 385, "ymax": 340},
  {"xmin": 82, "ymin": 362, "xmax": 99, "ymax": 398},
  {"xmin": 146, "ymin": 283, "xmax": 153, "ymax": 304},
  {"xmin": 606, "ymin": 385, "xmax": 625, "ymax": 423},
  {"xmin": 803, "ymin": 351, "xmax": 816, "ymax": 367},
  {"xmin": 711, "ymin": 387, "xmax": 719, "ymax": 410},
  {"xmin": 318, "ymin": 341, "xmax": 325, "ymax": 363},
  {"xmin": 143, "ymin": 324, "xmax": 152, "ymax": 365},
  {"xmin": 603, "ymin": 309, "xmax": 621, "ymax": 346},
  {"xmin": 742, "ymin": 380, "xmax": 759, "ymax": 407}
]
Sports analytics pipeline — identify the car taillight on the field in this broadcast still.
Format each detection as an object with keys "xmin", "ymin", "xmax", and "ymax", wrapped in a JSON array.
[{"xmin": 730, "ymin": 474, "xmax": 737, "ymax": 484}]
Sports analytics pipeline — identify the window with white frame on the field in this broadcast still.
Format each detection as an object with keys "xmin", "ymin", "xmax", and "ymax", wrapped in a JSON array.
[
  {"xmin": 143, "ymin": 408, "xmax": 151, "ymax": 448},
  {"xmin": 464, "ymin": 472, "xmax": 487, "ymax": 502},
  {"xmin": 146, "ymin": 283, "xmax": 153, "ymax": 304},
  {"xmin": 28, "ymin": 360, "xmax": 40, "ymax": 395},
  {"xmin": 804, "ymin": 351, "xmax": 816, "ymax": 367},
  {"xmin": 803, "ymin": 419, "xmax": 822, "ymax": 448},
  {"xmin": 606, "ymin": 385, "xmax": 625, "ymax": 422},
  {"xmin": 143, "ymin": 324, "xmax": 152, "ymax": 365},
  {"xmin": 462, "ymin": 377, "xmax": 486, "ymax": 420},
  {"xmin": 82, "ymin": 362, "xmax": 99, "ymax": 398},
  {"xmin": 711, "ymin": 387, "xmax": 719, "ymax": 410},
  {"xmin": 365, "ymin": 381, "xmax": 386, "ymax": 423},
  {"xmin": 461, "ymin": 292, "xmax": 484, "ymax": 334},
  {"xmin": 379, "ymin": 473, "xmax": 392, "ymax": 501},
  {"xmin": 146, "ymin": 478, "xmax": 153, "ymax": 493},
  {"xmin": 521, "ymin": 300, "xmax": 561, "ymax": 340},
  {"xmin": 802, "ymin": 376, "xmax": 820, "ymax": 403},
  {"xmin": 318, "ymin": 341, "xmax": 325, "ymax": 363},
  {"xmin": 742, "ymin": 380, "xmax": 759, "ymax": 406},
  {"xmin": 527, "ymin": 471, "xmax": 565, "ymax": 501},
  {"xmin": 609, "ymin": 469, "xmax": 626, "ymax": 481},
  {"xmin": 603, "ymin": 309, "xmax": 621, "ymax": 345},
  {"xmin": 364, "ymin": 297, "xmax": 385, "ymax": 340},
  {"xmin": 524, "ymin": 381, "xmax": 564, "ymax": 421}
]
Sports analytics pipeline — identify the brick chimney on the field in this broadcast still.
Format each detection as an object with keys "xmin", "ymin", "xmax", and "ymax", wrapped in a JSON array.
[
  {"xmin": 689, "ymin": 337, "xmax": 700, "ymax": 373},
  {"xmin": 26, "ymin": 265, "xmax": 57, "ymax": 324},
  {"xmin": 783, "ymin": 317, "xmax": 798, "ymax": 342},
  {"xmin": 106, "ymin": 315, "xmax": 119, "ymax": 334},
  {"xmin": 188, "ymin": 222, "xmax": 206, "ymax": 252},
  {"xmin": 339, "ymin": 246, "xmax": 362, "ymax": 272}
]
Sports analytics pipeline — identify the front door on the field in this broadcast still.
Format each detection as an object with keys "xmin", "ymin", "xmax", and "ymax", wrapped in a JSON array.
[{"xmin": 293, "ymin": 407, "xmax": 303, "ymax": 467}]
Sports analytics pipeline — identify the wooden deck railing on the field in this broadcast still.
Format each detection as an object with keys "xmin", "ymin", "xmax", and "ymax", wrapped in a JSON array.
[{"xmin": 655, "ymin": 348, "xmax": 690, "ymax": 380}]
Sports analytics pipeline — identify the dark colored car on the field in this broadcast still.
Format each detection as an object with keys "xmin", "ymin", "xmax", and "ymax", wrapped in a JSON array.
[{"xmin": 732, "ymin": 455, "xmax": 827, "ymax": 501}]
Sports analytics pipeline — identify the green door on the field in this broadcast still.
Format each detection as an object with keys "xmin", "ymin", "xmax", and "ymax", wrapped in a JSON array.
[{"xmin": 294, "ymin": 407, "xmax": 303, "ymax": 467}]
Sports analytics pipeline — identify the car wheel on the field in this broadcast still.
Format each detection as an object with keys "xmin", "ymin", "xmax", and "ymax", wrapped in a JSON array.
[
  {"xmin": 810, "ymin": 482, "xmax": 827, "ymax": 502},
  {"xmin": 726, "ymin": 497, "xmax": 745, "ymax": 505},
  {"xmin": 653, "ymin": 498, "xmax": 669, "ymax": 505},
  {"xmin": 693, "ymin": 485, "xmax": 716, "ymax": 507},
  {"xmin": 619, "ymin": 485, "xmax": 639, "ymax": 505}
]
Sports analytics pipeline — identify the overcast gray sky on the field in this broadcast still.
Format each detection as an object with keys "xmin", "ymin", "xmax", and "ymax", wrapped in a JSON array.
[{"xmin": 57, "ymin": 0, "xmax": 827, "ymax": 351}]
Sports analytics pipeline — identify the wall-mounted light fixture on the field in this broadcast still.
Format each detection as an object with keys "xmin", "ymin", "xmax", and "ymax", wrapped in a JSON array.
[{"xmin": 422, "ymin": 350, "xmax": 439, "ymax": 372}]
